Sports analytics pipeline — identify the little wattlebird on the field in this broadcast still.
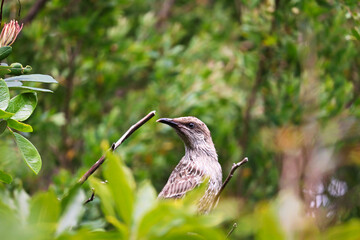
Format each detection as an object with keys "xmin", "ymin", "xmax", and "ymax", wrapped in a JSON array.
[{"xmin": 157, "ymin": 116, "xmax": 222, "ymax": 213}]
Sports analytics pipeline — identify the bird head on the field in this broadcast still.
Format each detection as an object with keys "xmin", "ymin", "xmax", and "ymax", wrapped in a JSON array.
[{"xmin": 157, "ymin": 116, "xmax": 215, "ymax": 151}]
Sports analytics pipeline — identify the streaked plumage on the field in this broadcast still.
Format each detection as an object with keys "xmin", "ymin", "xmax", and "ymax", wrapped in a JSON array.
[{"xmin": 157, "ymin": 116, "xmax": 222, "ymax": 213}]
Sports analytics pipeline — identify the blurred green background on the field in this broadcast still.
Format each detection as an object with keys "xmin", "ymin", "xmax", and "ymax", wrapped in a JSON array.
[{"xmin": 1, "ymin": 0, "xmax": 360, "ymax": 239}]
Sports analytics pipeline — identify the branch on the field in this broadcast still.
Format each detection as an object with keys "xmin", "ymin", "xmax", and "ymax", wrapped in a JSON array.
[
  {"xmin": 84, "ymin": 189, "xmax": 95, "ymax": 205},
  {"xmin": 214, "ymin": 157, "xmax": 248, "ymax": 204},
  {"xmin": 21, "ymin": 0, "xmax": 49, "ymax": 25},
  {"xmin": 78, "ymin": 110, "xmax": 156, "ymax": 184}
]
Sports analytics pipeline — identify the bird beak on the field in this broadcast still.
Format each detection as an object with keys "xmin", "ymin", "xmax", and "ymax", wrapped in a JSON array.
[{"xmin": 157, "ymin": 118, "xmax": 179, "ymax": 127}]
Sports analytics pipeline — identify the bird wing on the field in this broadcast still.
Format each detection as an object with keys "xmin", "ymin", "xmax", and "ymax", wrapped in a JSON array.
[{"xmin": 158, "ymin": 160, "xmax": 205, "ymax": 199}]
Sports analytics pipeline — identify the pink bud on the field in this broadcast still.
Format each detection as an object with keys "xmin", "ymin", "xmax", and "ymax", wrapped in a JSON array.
[{"xmin": 0, "ymin": 20, "xmax": 23, "ymax": 47}]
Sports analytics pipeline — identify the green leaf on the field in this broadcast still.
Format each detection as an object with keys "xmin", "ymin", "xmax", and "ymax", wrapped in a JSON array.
[
  {"xmin": 89, "ymin": 177, "xmax": 116, "ymax": 218},
  {"xmin": 29, "ymin": 191, "xmax": 60, "ymax": 225},
  {"xmin": 0, "ymin": 66, "xmax": 11, "ymax": 76},
  {"xmin": 7, "ymin": 119, "xmax": 33, "ymax": 132},
  {"xmin": 104, "ymin": 152, "xmax": 135, "ymax": 226},
  {"xmin": 56, "ymin": 184, "xmax": 85, "ymax": 236},
  {"xmin": 0, "ymin": 120, "xmax": 7, "ymax": 134},
  {"xmin": 352, "ymin": 28, "xmax": 360, "ymax": 41},
  {"xmin": 5, "ymin": 81, "xmax": 22, "ymax": 87},
  {"xmin": 9, "ymin": 86, "xmax": 53, "ymax": 93},
  {"xmin": 325, "ymin": 219, "xmax": 360, "ymax": 240},
  {"xmin": 0, "ymin": 169, "xmax": 12, "ymax": 184},
  {"xmin": 133, "ymin": 181, "xmax": 157, "ymax": 226},
  {"xmin": 0, "ymin": 78, "xmax": 10, "ymax": 110},
  {"xmin": 0, "ymin": 46, "xmax": 12, "ymax": 60},
  {"xmin": 13, "ymin": 132, "xmax": 42, "ymax": 174},
  {"xmin": 0, "ymin": 109, "xmax": 14, "ymax": 119},
  {"xmin": 7, "ymin": 92, "xmax": 37, "ymax": 121},
  {"xmin": 4, "ymin": 74, "xmax": 58, "ymax": 83}
]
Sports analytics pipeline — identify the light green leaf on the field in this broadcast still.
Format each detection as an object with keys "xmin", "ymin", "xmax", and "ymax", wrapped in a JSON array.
[
  {"xmin": 0, "ymin": 170, "xmax": 12, "ymax": 184},
  {"xmin": 0, "ymin": 78, "xmax": 10, "ymax": 110},
  {"xmin": 0, "ymin": 46, "xmax": 12, "ymax": 60},
  {"xmin": 325, "ymin": 219, "xmax": 360, "ymax": 240},
  {"xmin": 0, "ymin": 66, "xmax": 11, "ymax": 76},
  {"xmin": 4, "ymin": 74, "xmax": 58, "ymax": 83},
  {"xmin": 9, "ymin": 86, "xmax": 53, "ymax": 93},
  {"xmin": 13, "ymin": 132, "xmax": 42, "ymax": 174},
  {"xmin": 7, "ymin": 92, "xmax": 37, "ymax": 121},
  {"xmin": 56, "ymin": 184, "xmax": 85, "ymax": 236},
  {"xmin": 104, "ymin": 152, "xmax": 135, "ymax": 226},
  {"xmin": 0, "ymin": 109, "xmax": 14, "ymax": 119},
  {"xmin": 5, "ymin": 81, "xmax": 22, "ymax": 87},
  {"xmin": 133, "ymin": 180, "xmax": 157, "ymax": 226},
  {"xmin": 7, "ymin": 119, "xmax": 33, "ymax": 132},
  {"xmin": 29, "ymin": 191, "xmax": 60, "ymax": 227},
  {"xmin": 89, "ymin": 177, "xmax": 116, "ymax": 218}
]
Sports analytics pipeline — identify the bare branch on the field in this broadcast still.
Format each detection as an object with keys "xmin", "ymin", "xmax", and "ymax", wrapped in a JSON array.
[
  {"xmin": 214, "ymin": 157, "xmax": 248, "ymax": 204},
  {"xmin": 78, "ymin": 110, "xmax": 156, "ymax": 184},
  {"xmin": 84, "ymin": 189, "xmax": 95, "ymax": 205}
]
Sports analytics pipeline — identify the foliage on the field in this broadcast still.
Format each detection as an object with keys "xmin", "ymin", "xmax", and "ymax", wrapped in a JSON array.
[
  {"xmin": 1, "ymin": 0, "xmax": 360, "ymax": 239},
  {"xmin": 0, "ymin": 35, "xmax": 57, "ymax": 181}
]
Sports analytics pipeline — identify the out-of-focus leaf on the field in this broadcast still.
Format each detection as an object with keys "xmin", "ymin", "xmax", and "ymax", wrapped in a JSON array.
[
  {"xmin": 7, "ymin": 119, "xmax": 33, "ymax": 132},
  {"xmin": 4, "ymin": 74, "xmax": 58, "ymax": 83},
  {"xmin": 56, "ymin": 184, "xmax": 85, "ymax": 236},
  {"xmin": 0, "ymin": 79, "xmax": 10, "ymax": 110},
  {"xmin": 89, "ymin": 177, "xmax": 116, "ymax": 218},
  {"xmin": 0, "ymin": 46, "xmax": 12, "ymax": 60},
  {"xmin": 57, "ymin": 229, "xmax": 123, "ymax": 240},
  {"xmin": 0, "ymin": 169, "xmax": 12, "ymax": 184},
  {"xmin": 351, "ymin": 28, "xmax": 360, "ymax": 41},
  {"xmin": 104, "ymin": 152, "xmax": 135, "ymax": 226},
  {"xmin": 325, "ymin": 219, "xmax": 360, "ymax": 240},
  {"xmin": 29, "ymin": 191, "xmax": 60, "ymax": 234},
  {"xmin": 7, "ymin": 92, "xmax": 37, "ymax": 121},
  {"xmin": 0, "ymin": 120, "xmax": 7, "ymax": 134},
  {"xmin": 13, "ymin": 132, "xmax": 42, "ymax": 174},
  {"xmin": 0, "ymin": 109, "xmax": 14, "ymax": 119},
  {"xmin": 133, "ymin": 180, "xmax": 157, "ymax": 226}
]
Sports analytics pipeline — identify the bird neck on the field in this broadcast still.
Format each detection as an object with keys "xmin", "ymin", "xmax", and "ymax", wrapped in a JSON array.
[{"xmin": 184, "ymin": 142, "xmax": 218, "ymax": 161}]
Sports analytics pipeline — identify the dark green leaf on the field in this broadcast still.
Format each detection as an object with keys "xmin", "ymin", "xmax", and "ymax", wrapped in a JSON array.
[
  {"xmin": 0, "ymin": 46, "xmax": 12, "ymax": 60},
  {"xmin": 0, "ymin": 109, "xmax": 14, "ymax": 119},
  {"xmin": 13, "ymin": 132, "xmax": 42, "ymax": 174},
  {"xmin": 352, "ymin": 28, "xmax": 360, "ymax": 41},
  {"xmin": 0, "ymin": 120, "xmax": 7, "ymax": 134},
  {"xmin": 0, "ymin": 169, "xmax": 12, "ymax": 184},
  {"xmin": 0, "ymin": 79, "xmax": 10, "ymax": 110},
  {"xmin": 7, "ymin": 119, "xmax": 33, "ymax": 132},
  {"xmin": 4, "ymin": 74, "xmax": 58, "ymax": 83},
  {"xmin": 7, "ymin": 92, "xmax": 37, "ymax": 121}
]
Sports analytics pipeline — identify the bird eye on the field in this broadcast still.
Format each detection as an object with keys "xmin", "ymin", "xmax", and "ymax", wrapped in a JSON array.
[{"xmin": 188, "ymin": 122, "xmax": 195, "ymax": 129}]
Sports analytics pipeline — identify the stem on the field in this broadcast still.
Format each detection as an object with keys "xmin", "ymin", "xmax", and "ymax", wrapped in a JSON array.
[
  {"xmin": 213, "ymin": 157, "xmax": 248, "ymax": 205},
  {"xmin": 78, "ymin": 110, "xmax": 156, "ymax": 184},
  {"xmin": 226, "ymin": 223, "xmax": 238, "ymax": 239}
]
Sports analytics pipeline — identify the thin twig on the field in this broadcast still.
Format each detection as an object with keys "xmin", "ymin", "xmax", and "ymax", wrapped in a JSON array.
[
  {"xmin": 214, "ymin": 157, "xmax": 248, "ymax": 204},
  {"xmin": 78, "ymin": 110, "xmax": 156, "ymax": 184},
  {"xmin": 226, "ymin": 223, "xmax": 238, "ymax": 239},
  {"xmin": 84, "ymin": 189, "xmax": 95, "ymax": 205}
]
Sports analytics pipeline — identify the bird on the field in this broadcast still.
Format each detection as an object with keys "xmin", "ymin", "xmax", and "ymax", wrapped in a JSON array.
[{"xmin": 157, "ymin": 116, "xmax": 222, "ymax": 213}]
